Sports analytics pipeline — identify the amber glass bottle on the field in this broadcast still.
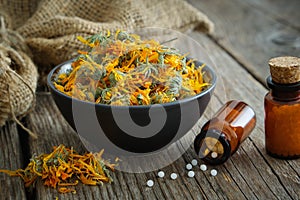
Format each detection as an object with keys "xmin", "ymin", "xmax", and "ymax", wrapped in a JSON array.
[
  {"xmin": 194, "ymin": 100, "xmax": 256, "ymax": 165},
  {"xmin": 265, "ymin": 56, "xmax": 300, "ymax": 159}
]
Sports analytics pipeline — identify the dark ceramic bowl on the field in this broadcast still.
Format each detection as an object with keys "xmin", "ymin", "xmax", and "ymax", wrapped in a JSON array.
[{"xmin": 47, "ymin": 59, "xmax": 216, "ymax": 154}]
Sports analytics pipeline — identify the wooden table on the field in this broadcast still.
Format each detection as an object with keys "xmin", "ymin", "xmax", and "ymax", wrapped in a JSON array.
[{"xmin": 1, "ymin": 0, "xmax": 299, "ymax": 199}]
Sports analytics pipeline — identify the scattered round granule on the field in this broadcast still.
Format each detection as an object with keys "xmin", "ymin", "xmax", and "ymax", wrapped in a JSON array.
[
  {"xmin": 157, "ymin": 171, "xmax": 165, "ymax": 178},
  {"xmin": 170, "ymin": 173, "xmax": 178, "ymax": 180},
  {"xmin": 210, "ymin": 169, "xmax": 218, "ymax": 176},
  {"xmin": 147, "ymin": 180, "xmax": 154, "ymax": 187},
  {"xmin": 211, "ymin": 152, "xmax": 218, "ymax": 158},
  {"xmin": 200, "ymin": 164, "xmax": 207, "ymax": 171},
  {"xmin": 188, "ymin": 171, "xmax": 195, "ymax": 178},
  {"xmin": 186, "ymin": 163, "xmax": 192, "ymax": 170},
  {"xmin": 191, "ymin": 159, "xmax": 198, "ymax": 166}
]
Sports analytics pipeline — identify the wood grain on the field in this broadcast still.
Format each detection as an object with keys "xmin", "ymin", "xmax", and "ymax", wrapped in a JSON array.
[
  {"xmin": 244, "ymin": 0, "xmax": 300, "ymax": 29},
  {"xmin": 26, "ymin": 94, "xmax": 129, "ymax": 200},
  {"xmin": 0, "ymin": 122, "xmax": 27, "ymax": 200},
  {"xmin": 188, "ymin": 32, "xmax": 299, "ymax": 199},
  {"xmin": 188, "ymin": 0, "xmax": 300, "ymax": 84},
  {"xmin": 1, "ymin": 35, "xmax": 299, "ymax": 199},
  {"xmin": 17, "ymin": 31, "xmax": 298, "ymax": 199},
  {"xmin": 26, "ymin": 94, "xmax": 184, "ymax": 200},
  {"xmin": 1, "ymin": 1, "xmax": 300, "ymax": 198}
]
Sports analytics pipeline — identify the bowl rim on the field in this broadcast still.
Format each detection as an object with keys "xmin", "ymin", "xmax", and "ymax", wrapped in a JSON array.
[{"xmin": 47, "ymin": 58, "xmax": 217, "ymax": 109}]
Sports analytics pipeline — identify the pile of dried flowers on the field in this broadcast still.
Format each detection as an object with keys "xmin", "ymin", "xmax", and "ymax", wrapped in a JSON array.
[
  {"xmin": 0, "ymin": 145, "xmax": 115, "ymax": 194},
  {"xmin": 54, "ymin": 30, "xmax": 209, "ymax": 106}
]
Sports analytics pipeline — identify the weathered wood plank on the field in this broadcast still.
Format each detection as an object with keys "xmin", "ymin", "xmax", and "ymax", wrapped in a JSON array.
[
  {"xmin": 188, "ymin": 0, "xmax": 300, "ymax": 84},
  {"xmin": 189, "ymin": 99, "xmax": 282, "ymax": 200},
  {"xmin": 173, "ymin": 29, "xmax": 298, "ymax": 199},
  {"xmin": 181, "ymin": 147, "xmax": 248, "ymax": 200},
  {"xmin": 244, "ymin": 0, "xmax": 300, "ymax": 29},
  {"xmin": 24, "ymin": 94, "xmax": 219, "ymax": 200},
  {"xmin": 25, "ymin": 94, "xmax": 134, "ymax": 200},
  {"xmin": 26, "ymin": 94, "xmax": 184, "ymax": 200},
  {"xmin": 175, "ymin": 113, "xmax": 248, "ymax": 200},
  {"xmin": 188, "ymin": 32, "xmax": 299, "ymax": 199},
  {"xmin": 0, "ymin": 122, "xmax": 27, "ymax": 200},
  {"xmin": 180, "ymin": 115, "xmax": 257, "ymax": 199},
  {"xmin": 1, "ymin": 1, "xmax": 299, "ymax": 200},
  {"xmin": 20, "ymin": 28, "xmax": 300, "ymax": 200}
]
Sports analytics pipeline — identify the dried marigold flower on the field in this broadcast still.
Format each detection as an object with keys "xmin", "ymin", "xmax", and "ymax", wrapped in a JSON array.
[
  {"xmin": 0, "ymin": 145, "xmax": 115, "ymax": 193},
  {"xmin": 54, "ymin": 30, "xmax": 210, "ymax": 106}
]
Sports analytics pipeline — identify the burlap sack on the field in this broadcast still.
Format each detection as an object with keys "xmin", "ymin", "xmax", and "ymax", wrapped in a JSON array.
[
  {"xmin": 0, "ymin": 46, "xmax": 37, "ymax": 126},
  {"xmin": 0, "ymin": 0, "xmax": 213, "ymax": 131},
  {"xmin": 16, "ymin": 0, "xmax": 214, "ymax": 70},
  {"xmin": 0, "ymin": 17, "xmax": 37, "ymax": 137}
]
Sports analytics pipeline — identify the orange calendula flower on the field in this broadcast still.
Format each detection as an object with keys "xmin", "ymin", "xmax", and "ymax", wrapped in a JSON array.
[{"xmin": 55, "ymin": 30, "xmax": 210, "ymax": 106}]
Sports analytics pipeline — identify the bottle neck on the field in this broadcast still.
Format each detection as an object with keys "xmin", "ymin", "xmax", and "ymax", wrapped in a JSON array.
[
  {"xmin": 267, "ymin": 76, "xmax": 300, "ymax": 101},
  {"xmin": 194, "ymin": 129, "xmax": 231, "ymax": 165},
  {"xmin": 270, "ymin": 90, "xmax": 300, "ymax": 101}
]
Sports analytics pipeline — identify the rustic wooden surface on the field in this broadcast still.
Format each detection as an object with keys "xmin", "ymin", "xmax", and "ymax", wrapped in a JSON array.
[
  {"xmin": 1, "ymin": 0, "xmax": 300, "ymax": 199},
  {"xmin": 0, "ymin": 122, "xmax": 27, "ymax": 200},
  {"xmin": 188, "ymin": 0, "xmax": 300, "ymax": 85}
]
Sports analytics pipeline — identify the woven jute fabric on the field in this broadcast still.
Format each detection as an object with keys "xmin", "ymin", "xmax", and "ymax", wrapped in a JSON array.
[
  {"xmin": 0, "ymin": 0, "xmax": 213, "ymax": 128},
  {"xmin": 0, "ymin": 46, "xmax": 37, "ymax": 128},
  {"xmin": 17, "ymin": 0, "xmax": 214, "ymax": 70},
  {"xmin": 0, "ymin": 14, "xmax": 37, "ymax": 131}
]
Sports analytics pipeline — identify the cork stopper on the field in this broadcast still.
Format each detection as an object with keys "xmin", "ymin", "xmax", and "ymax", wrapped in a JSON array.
[{"xmin": 269, "ymin": 56, "xmax": 300, "ymax": 84}]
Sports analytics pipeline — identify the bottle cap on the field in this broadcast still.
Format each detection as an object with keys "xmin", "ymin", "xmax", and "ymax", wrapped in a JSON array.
[
  {"xmin": 269, "ymin": 56, "xmax": 300, "ymax": 84},
  {"xmin": 194, "ymin": 129, "xmax": 231, "ymax": 165}
]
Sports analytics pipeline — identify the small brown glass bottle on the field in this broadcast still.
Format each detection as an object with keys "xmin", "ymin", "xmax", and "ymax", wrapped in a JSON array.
[
  {"xmin": 194, "ymin": 100, "xmax": 256, "ymax": 165},
  {"xmin": 265, "ymin": 56, "xmax": 300, "ymax": 159}
]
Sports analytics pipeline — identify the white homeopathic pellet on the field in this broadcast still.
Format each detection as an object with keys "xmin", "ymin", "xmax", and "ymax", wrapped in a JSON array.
[
  {"xmin": 188, "ymin": 171, "xmax": 195, "ymax": 178},
  {"xmin": 186, "ymin": 163, "xmax": 192, "ymax": 170},
  {"xmin": 170, "ymin": 173, "xmax": 178, "ymax": 180},
  {"xmin": 157, "ymin": 171, "xmax": 165, "ymax": 178},
  {"xmin": 200, "ymin": 164, "xmax": 207, "ymax": 171},
  {"xmin": 211, "ymin": 169, "xmax": 218, "ymax": 176},
  {"xmin": 191, "ymin": 159, "xmax": 198, "ymax": 166},
  {"xmin": 147, "ymin": 180, "xmax": 154, "ymax": 187},
  {"xmin": 211, "ymin": 152, "xmax": 218, "ymax": 158}
]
